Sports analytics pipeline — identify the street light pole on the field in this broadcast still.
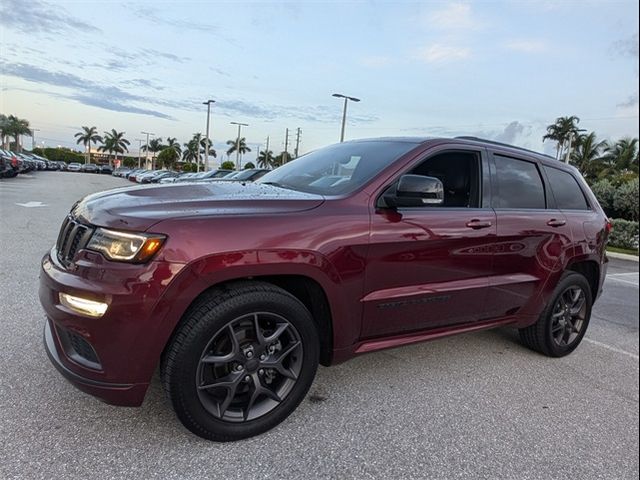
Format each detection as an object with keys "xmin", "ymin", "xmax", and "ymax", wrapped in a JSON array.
[
  {"xmin": 230, "ymin": 121, "xmax": 248, "ymax": 170},
  {"xmin": 31, "ymin": 129, "xmax": 41, "ymax": 150},
  {"xmin": 203, "ymin": 100, "xmax": 215, "ymax": 171},
  {"xmin": 332, "ymin": 93, "xmax": 360, "ymax": 142},
  {"xmin": 141, "ymin": 131, "xmax": 154, "ymax": 169},
  {"xmin": 135, "ymin": 139, "xmax": 144, "ymax": 168}
]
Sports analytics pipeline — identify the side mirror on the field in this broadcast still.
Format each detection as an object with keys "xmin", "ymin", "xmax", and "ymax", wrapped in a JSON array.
[{"xmin": 383, "ymin": 174, "xmax": 444, "ymax": 208}]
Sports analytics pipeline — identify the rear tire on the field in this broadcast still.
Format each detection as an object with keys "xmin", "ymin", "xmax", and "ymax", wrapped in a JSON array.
[
  {"xmin": 162, "ymin": 281, "xmax": 319, "ymax": 441},
  {"xmin": 519, "ymin": 272, "xmax": 592, "ymax": 357}
]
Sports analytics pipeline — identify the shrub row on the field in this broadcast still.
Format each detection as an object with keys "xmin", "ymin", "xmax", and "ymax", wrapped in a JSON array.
[{"xmin": 609, "ymin": 218, "xmax": 639, "ymax": 251}]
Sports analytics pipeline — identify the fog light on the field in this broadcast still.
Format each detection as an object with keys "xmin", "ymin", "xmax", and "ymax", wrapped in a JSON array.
[{"xmin": 59, "ymin": 293, "xmax": 108, "ymax": 318}]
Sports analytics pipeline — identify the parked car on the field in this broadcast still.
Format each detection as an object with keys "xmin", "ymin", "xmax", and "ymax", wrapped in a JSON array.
[
  {"xmin": 40, "ymin": 137, "xmax": 610, "ymax": 442},
  {"xmin": 0, "ymin": 149, "xmax": 20, "ymax": 177},
  {"xmin": 81, "ymin": 163, "xmax": 99, "ymax": 173},
  {"xmin": 112, "ymin": 167, "xmax": 131, "ymax": 177},
  {"xmin": 99, "ymin": 165, "xmax": 113, "ymax": 175},
  {"xmin": 159, "ymin": 172, "xmax": 197, "ymax": 184},
  {"xmin": 147, "ymin": 171, "xmax": 179, "ymax": 183},
  {"xmin": 128, "ymin": 169, "xmax": 148, "ymax": 182},
  {"xmin": 67, "ymin": 162, "xmax": 82, "ymax": 172},
  {"xmin": 0, "ymin": 152, "xmax": 17, "ymax": 178},
  {"xmin": 174, "ymin": 169, "xmax": 233, "ymax": 183},
  {"xmin": 209, "ymin": 168, "xmax": 270, "ymax": 183}
]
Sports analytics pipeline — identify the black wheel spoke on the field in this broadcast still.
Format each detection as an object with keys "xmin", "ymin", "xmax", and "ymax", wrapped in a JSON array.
[
  {"xmin": 264, "ymin": 322, "xmax": 289, "ymax": 344},
  {"xmin": 197, "ymin": 312, "xmax": 303, "ymax": 423}
]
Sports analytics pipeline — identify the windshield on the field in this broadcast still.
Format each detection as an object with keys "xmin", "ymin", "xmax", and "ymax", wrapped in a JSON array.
[{"xmin": 256, "ymin": 141, "xmax": 418, "ymax": 195}]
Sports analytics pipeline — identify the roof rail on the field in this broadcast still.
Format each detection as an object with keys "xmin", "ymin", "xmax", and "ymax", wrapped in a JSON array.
[{"xmin": 455, "ymin": 136, "xmax": 555, "ymax": 160}]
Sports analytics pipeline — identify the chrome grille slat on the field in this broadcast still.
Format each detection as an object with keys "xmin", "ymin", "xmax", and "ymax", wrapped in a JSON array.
[{"xmin": 55, "ymin": 216, "xmax": 94, "ymax": 268}]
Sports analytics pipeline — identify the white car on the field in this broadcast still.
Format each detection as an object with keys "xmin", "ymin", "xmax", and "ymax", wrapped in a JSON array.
[{"xmin": 67, "ymin": 163, "xmax": 82, "ymax": 172}]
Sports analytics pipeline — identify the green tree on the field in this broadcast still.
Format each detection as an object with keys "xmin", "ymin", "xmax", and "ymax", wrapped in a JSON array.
[
  {"xmin": 591, "ymin": 179, "xmax": 616, "ymax": 215},
  {"xmin": 226, "ymin": 137, "xmax": 252, "ymax": 168},
  {"xmin": 99, "ymin": 129, "xmax": 130, "ymax": 167},
  {"xmin": 273, "ymin": 151, "xmax": 293, "ymax": 167},
  {"xmin": 142, "ymin": 137, "xmax": 164, "ymax": 169},
  {"xmin": 2, "ymin": 114, "xmax": 32, "ymax": 152},
  {"xmin": 165, "ymin": 137, "xmax": 182, "ymax": 156},
  {"xmin": 243, "ymin": 161, "xmax": 255, "ymax": 169},
  {"xmin": 604, "ymin": 138, "xmax": 639, "ymax": 173},
  {"xmin": 257, "ymin": 149, "xmax": 275, "ymax": 168},
  {"xmin": 157, "ymin": 148, "xmax": 178, "ymax": 170},
  {"xmin": 182, "ymin": 133, "xmax": 203, "ymax": 167},
  {"xmin": 220, "ymin": 160, "xmax": 235, "ymax": 170},
  {"xmin": 543, "ymin": 115, "xmax": 580, "ymax": 161},
  {"xmin": 571, "ymin": 132, "xmax": 606, "ymax": 179},
  {"xmin": 74, "ymin": 126, "xmax": 102, "ymax": 164},
  {"xmin": 613, "ymin": 178, "xmax": 639, "ymax": 221},
  {"xmin": 199, "ymin": 137, "xmax": 217, "ymax": 159}
]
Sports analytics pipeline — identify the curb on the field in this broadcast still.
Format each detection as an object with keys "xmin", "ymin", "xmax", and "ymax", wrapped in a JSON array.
[{"xmin": 607, "ymin": 251, "xmax": 639, "ymax": 262}]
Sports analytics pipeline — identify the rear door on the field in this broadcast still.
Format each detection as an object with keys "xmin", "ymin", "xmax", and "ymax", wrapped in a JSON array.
[
  {"xmin": 486, "ymin": 152, "xmax": 572, "ymax": 320},
  {"xmin": 363, "ymin": 146, "xmax": 496, "ymax": 337}
]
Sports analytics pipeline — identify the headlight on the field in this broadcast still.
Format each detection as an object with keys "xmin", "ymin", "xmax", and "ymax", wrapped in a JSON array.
[{"xmin": 86, "ymin": 228, "xmax": 166, "ymax": 263}]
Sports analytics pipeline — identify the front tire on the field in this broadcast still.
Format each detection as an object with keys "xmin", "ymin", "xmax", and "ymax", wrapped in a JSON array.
[
  {"xmin": 162, "ymin": 281, "xmax": 319, "ymax": 441},
  {"xmin": 519, "ymin": 272, "xmax": 592, "ymax": 357}
]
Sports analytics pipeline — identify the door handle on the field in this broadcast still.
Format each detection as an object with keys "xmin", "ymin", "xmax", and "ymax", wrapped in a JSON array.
[
  {"xmin": 547, "ymin": 219, "xmax": 566, "ymax": 227},
  {"xmin": 466, "ymin": 219, "xmax": 492, "ymax": 229}
]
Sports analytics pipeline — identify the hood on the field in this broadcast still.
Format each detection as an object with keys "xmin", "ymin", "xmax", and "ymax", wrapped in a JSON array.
[{"xmin": 72, "ymin": 182, "xmax": 325, "ymax": 231}]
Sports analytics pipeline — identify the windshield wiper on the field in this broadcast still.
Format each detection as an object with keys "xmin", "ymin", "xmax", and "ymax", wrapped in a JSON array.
[{"xmin": 260, "ymin": 181, "xmax": 293, "ymax": 191}]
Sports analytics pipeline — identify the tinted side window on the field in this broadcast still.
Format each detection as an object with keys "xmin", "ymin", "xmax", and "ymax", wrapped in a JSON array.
[
  {"xmin": 543, "ymin": 166, "xmax": 590, "ymax": 210},
  {"xmin": 493, "ymin": 155, "xmax": 545, "ymax": 209}
]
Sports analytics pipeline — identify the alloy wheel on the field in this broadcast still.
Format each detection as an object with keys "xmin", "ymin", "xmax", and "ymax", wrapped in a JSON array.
[{"xmin": 550, "ymin": 286, "xmax": 587, "ymax": 347}]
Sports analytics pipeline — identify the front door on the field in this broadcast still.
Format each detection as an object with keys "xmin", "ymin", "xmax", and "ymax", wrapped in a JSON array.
[{"xmin": 363, "ymin": 148, "xmax": 496, "ymax": 337}]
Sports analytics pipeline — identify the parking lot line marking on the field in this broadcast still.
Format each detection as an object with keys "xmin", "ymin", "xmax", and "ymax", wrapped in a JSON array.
[
  {"xmin": 606, "ymin": 277, "xmax": 639, "ymax": 287},
  {"xmin": 15, "ymin": 201, "xmax": 48, "ymax": 208},
  {"xmin": 583, "ymin": 338, "xmax": 639, "ymax": 360}
]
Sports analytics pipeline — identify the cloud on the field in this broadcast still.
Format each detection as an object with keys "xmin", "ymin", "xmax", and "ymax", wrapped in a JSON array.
[
  {"xmin": 1, "ymin": 60, "xmax": 377, "ymax": 125},
  {"xmin": 0, "ymin": 0, "xmax": 100, "ymax": 34},
  {"xmin": 426, "ymin": 3, "xmax": 478, "ymax": 30},
  {"xmin": 612, "ymin": 32, "xmax": 639, "ymax": 59},
  {"xmin": 617, "ymin": 93, "xmax": 639, "ymax": 109},
  {"xmin": 1, "ymin": 61, "xmax": 176, "ymax": 120},
  {"xmin": 415, "ymin": 44, "xmax": 470, "ymax": 63},
  {"xmin": 134, "ymin": 8, "xmax": 219, "ymax": 34},
  {"xmin": 505, "ymin": 39, "xmax": 548, "ymax": 53},
  {"xmin": 492, "ymin": 121, "xmax": 528, "ymax": 144}
]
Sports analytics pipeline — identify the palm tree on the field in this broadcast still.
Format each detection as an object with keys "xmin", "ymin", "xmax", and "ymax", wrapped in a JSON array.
[
  {"xmin": 543, "ymin": 115, "xmax": 581, "ymax": 160},
  {"xmin": 3, "ymin": 115, "xmax": 32, "ymax": 152},
  {"xmin": 226, "ymin": 137, "xmax": 252, "ymax": 168},
  {"xmin": 257, "ymin": 149, "xmax": 275, "ymax": 168},
  {"xmin": 74, "ymin": 126, "xmax": 102, "ymax": 164},
  {"xmin": 182, "ymin": 133, "xmax": 203, "ymax": 168},
  {"xmin": 165, "ymin": 137, "xmax": 182, "ymax": 156},
  {"xmin": 603, "ymin": 137, "xmax": 639, "ymax": 173},
  {"xmin": 142, "ymin": 137, "xmax": 164, "ymax": 169},
  {"xmin": 99, "ymin": 129, "xmax": 130, "ymax": 167},
  {"xmin": 0, "ymin": 114, "xmax": 9, "ymax": 149},
  {"xmin": 199, "ymin": 138, "xmax": 216, "ymax": 159},
  {"xmin": 570, "ymin": 132, "xmax": 606, "ymax": 179}
]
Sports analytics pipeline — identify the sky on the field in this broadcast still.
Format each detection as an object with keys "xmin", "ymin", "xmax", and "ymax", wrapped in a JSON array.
[{"xmin": 0, "ymin": 0, "xmax": 638, "ymax": 166}]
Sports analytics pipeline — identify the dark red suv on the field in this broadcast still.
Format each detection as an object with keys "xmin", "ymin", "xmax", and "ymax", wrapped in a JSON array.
[{"xmin": 40, "ymin": 137, "xmax": 609, "ymax": 441}]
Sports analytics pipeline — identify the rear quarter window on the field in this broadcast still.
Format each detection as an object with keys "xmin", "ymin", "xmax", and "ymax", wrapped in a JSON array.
[
  {"xmin": 543, "ymin": 166, "xmax": 590, "ymax": 210},
  {"xmin": 493, "ymin": 155, "xmax": 546, "ymax": 209}
]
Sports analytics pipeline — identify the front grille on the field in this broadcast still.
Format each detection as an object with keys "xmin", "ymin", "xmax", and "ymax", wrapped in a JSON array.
[
  {"xmin": 56, "ymin": 216, "xmax": 94, "ymax": 267},
  {"xmin": 55, "ymin": 325, "xmax": 101, "ymax": 369}
]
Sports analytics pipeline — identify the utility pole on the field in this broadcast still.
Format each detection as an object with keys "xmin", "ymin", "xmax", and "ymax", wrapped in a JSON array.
[
  {"xmin": 284, "ymin": 128, "xmax": 289, "ymax": 163},
  {"xmin": 203, "ymin": 100, "xmax": 215, "ymax": 171},
  {"xmin": 230, "ymin": 122, "xmax": 248, "ymax": 170},
  {"xmin": 294, "ymin": 127, "xmax": 301, "ymax": 158},
  {"xmin": 141, "ymin": 131, "xmax": 154, "ymax": 169}
]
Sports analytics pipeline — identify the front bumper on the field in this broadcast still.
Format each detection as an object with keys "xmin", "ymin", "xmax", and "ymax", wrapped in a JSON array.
[
  {"xmin": 39, "ymin": 248, "xmax": 186, "ymax": 406},
  {"xmin": 43, "ymin": 319, "xmax": 148, "ymax": 406}
]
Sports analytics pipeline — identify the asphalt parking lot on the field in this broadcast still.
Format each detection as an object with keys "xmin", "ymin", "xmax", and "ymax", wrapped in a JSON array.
[{"xmin": 1, "ymin": 172, "xmax": 638, "ymax": 480}]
